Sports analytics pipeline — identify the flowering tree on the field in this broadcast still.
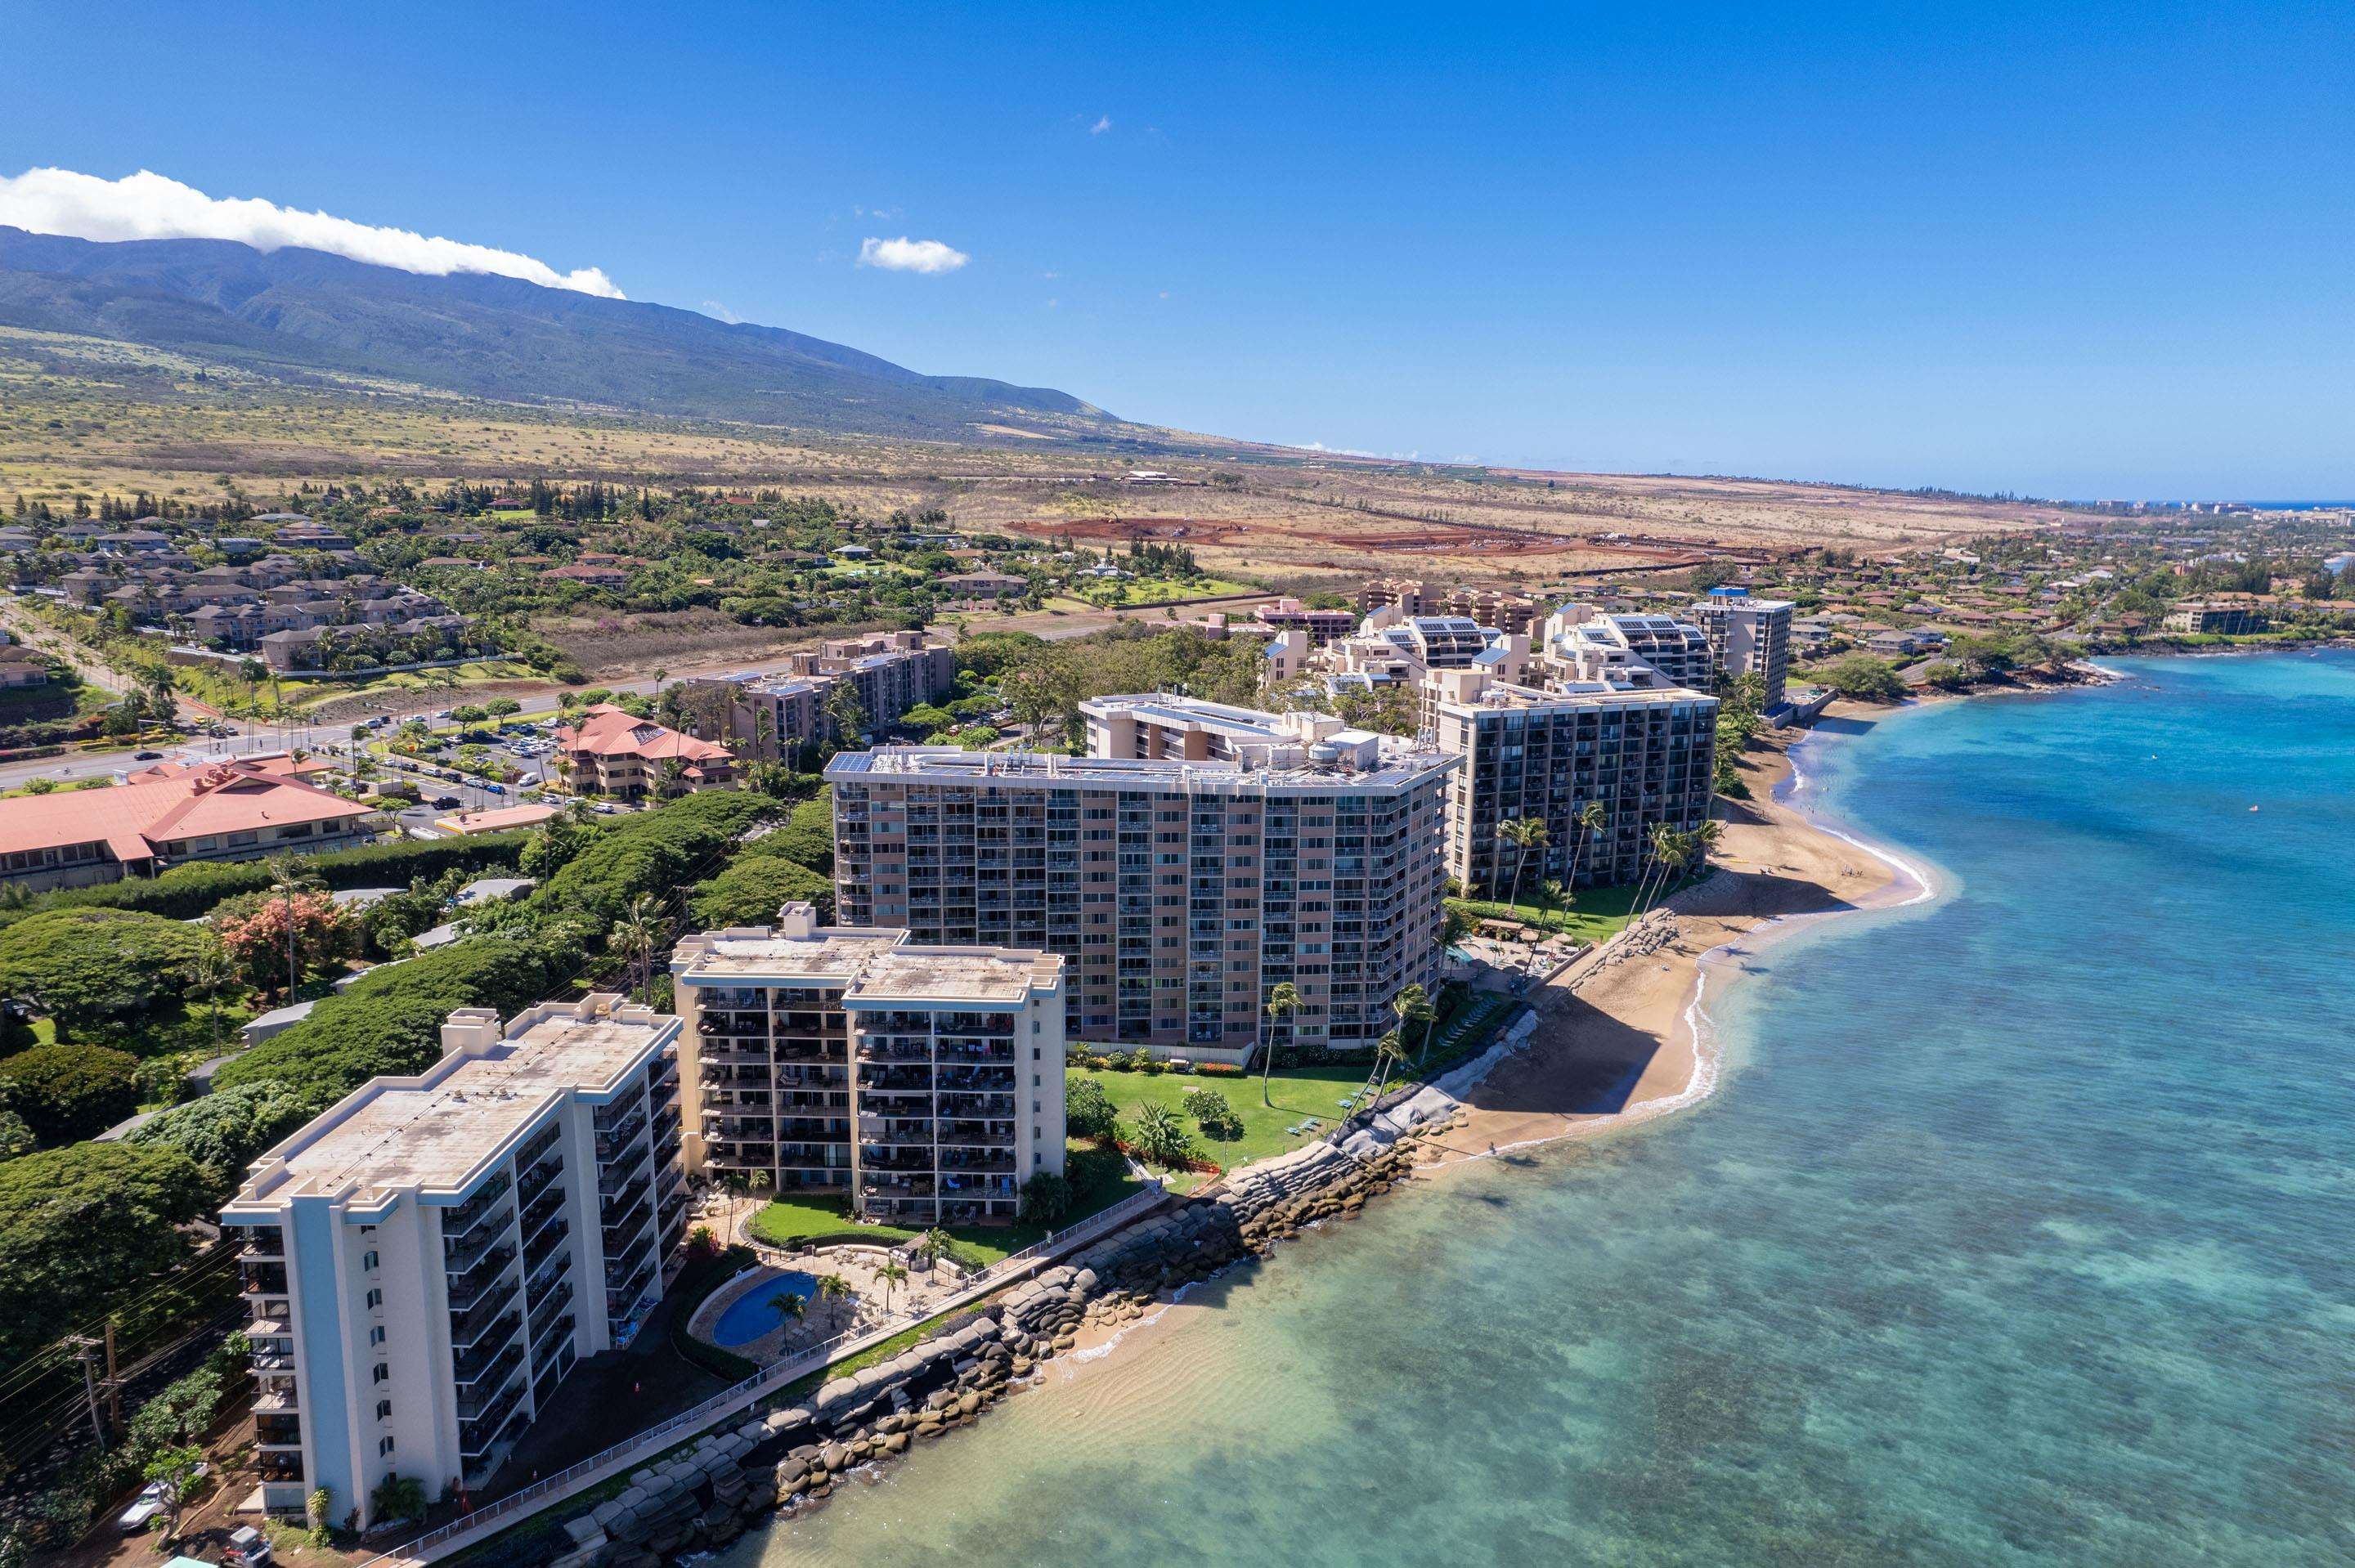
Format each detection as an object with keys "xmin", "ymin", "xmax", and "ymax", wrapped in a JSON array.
[{"xmin": 216, "ymin": 889, "xmax": 356, "ymax": 997}]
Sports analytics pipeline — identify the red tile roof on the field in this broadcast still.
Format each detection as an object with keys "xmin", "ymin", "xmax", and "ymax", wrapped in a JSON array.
[
  {"xmin": 554, "ymin": 705, "xmax": 732, "ymax": 764},
  {"xmin": 0, "ymin": 761, "xmax": 373, "ymax": 864}
]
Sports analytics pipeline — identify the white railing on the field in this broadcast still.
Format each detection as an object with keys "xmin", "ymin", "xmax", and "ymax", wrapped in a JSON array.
[{"xmin": 357, "ymin": 1180, "xmax": 1167, "ymax": 1566}]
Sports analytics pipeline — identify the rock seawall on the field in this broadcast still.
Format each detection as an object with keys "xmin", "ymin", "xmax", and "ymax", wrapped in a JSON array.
[{"xmin": 509, "ymin": 1133, "xmax": 1438, "ymax": 1568}]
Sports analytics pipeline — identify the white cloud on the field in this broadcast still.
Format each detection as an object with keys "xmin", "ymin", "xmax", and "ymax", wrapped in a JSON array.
[
  {"xmin": 857, "ymin": 236, "xmax": 969, "ymax": 275},
  {"xmin": 1089, "ymin": 115, "xmax": 1112, "ymax": 135},
  {"xmin": 0, "ymin": 167, "xmax": 624, "ymax": 297}
]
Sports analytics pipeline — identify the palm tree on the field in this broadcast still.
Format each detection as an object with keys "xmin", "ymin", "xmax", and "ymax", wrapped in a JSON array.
[
  {"xmin": 768, "ymin": 1291, "xmax": 808, "ymax": 1337},
  {"xmin": 1392, "ymin": 983, "xmax": 1437, "ymax": 1070},
  {"xmin": 1539, "ymin": 877, "xmax": 1571, "ymax": 935},
  {"xmin": 609, "ymin": 893, "xmax": 665, "ymax": 1001},
  {"xmin": 1636, "ymin": 825, "xmax": 1690, "ymax": 917},
  {"xmin": 1359, "ymin": 1028, "xmax": 1411, "ymax": 1108},
  {"xmin": 815, "ymin": 1272, "xmax": 854, "ymax": 1327},
  {"xmin": 1258, "ymin": 981, "xmax": 1303, "ymax": 1109},
  {"xmin": 1495, "ymin": 816, "xmax": 1550, "ymax": 920},
  {"xmin": 263, "ymin": 853, "xmax": 320, "ymax": 999},
  {"xmin": 1568, "ymin": 800, "xmax": 1608, "ymax": 895},
  {"xmin": 917, "ymin": 1228, "xmax": 957, "ymax": 1283},
  {"xmin": 191, "ymin": 939, "xmax": 232, "ymax": 1059},
  {"xmin": 874, "ymin": 1261, "xmax": 910, "ymax": 1314},
  {"xmin": 1128, "ymin": 1104, "xmax": 1194, "ymax": 1170}
]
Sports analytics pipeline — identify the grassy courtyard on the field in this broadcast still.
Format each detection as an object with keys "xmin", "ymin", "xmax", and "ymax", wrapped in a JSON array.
[
  {"xmin": 1447, "ymin": 880, "xmax": 1646, "ymax": 947},
  {"xmin": 1072, "ymin": 1061, "xmax": 1379, "ymax": 1184},
  {"xmin": 745, "ymin": 1142, "xmax": 1146, "ymax": 1266}
]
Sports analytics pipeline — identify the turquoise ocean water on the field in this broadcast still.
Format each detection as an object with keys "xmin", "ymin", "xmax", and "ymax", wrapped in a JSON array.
[{"xmin": 720, "ymin": 651, "xmax": 2355, "ymax": 1567}]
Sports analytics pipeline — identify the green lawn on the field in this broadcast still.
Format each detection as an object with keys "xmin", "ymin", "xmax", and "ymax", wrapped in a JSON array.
[
  {"xmin": 1449, "ymin": 880, "xmax": 1644, "ymax": 947},
  {"xmin": 745, "ymin": 1143, "xmax": 1145, "ymax": 1266},
  {"xmin": 1072, "ymin": 1062, "xmax": 1375, "ymax": 1185}
]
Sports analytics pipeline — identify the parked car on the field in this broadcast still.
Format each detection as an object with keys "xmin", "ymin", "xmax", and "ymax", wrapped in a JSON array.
[
  {"xmin": 116, "ymin": 1463, "xmax": 207, "ymax": 1531},
  {"xmin": 430, "ymin": 795, "xmax": 463, "ymax": 810},
  {"xmin": 132, "ymin": 750, "xmax": 164, "ymax": 760}
]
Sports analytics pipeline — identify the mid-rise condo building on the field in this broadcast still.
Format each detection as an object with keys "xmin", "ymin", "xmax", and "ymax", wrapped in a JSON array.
[
  {"xmin": 219, "ymin": 997, "xmax": 688, "ymax": 1526},
  {"xmin": 1424, "ymin": 667, "xmax": 1719, "ymax": 898},
  {"xmin": 680, "ymin": 632, "xmax": 956, "ymax": 759},
  {"xmin": 1689, "ymin": 587, "xmax": 1796, "ymax": 709},
  {"xmin": 826, "ymin": 715, "xmax": 1454, "ymax": 1060},
  {"xmin": 671, "ymin": 903, "xmax": 1065, "ymax": 1225},
  {"xmin": 1549, "ymin": 608, "xmax": 1716, "ymax": 690}
]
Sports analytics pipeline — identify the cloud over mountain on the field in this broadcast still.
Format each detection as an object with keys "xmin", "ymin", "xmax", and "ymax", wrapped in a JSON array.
[
  {"xmin": 0, "ymin": 167, "xmax": 624, "ymax": 297},
  {"xmin": 857, "ymin": 236, "xmax": 970, "ymax": 275}
]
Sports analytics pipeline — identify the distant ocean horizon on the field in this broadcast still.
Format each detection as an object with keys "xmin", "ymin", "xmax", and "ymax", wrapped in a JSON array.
[{"xmin": 719, "ymin": 650, "xmax": 2355, "ymax": 1568}]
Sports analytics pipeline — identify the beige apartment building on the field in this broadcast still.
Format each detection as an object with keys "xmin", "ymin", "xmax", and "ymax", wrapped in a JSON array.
[
  {"xmin": 1689, "ymin": 588, "xmax": 1796, "ymax": 709},
  {"xmin": 670, "ymin": 903, "xmax": 1065, "ymax": 1225},
  {"xmin": 1424, "ymin": 668, "xmax": 1719, "ymax": 897},
  {"xmin": 680, "ymin": 631, "xmax": 956, "ymax": 759},
  {"xmin": 825, "ymin": 720, "xmax": 1454, "ymax": 1061}
]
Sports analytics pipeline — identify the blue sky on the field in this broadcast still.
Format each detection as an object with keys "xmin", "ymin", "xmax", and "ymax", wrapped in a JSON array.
[{"xmin": 5, "ymin": 0, "xmax": 2350, "ymax": 498}]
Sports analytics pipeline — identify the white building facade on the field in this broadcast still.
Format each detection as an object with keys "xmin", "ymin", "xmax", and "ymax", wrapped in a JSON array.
[{"xmin": 221, "ymin": 997, "xmax": 688, "ymax": 1526}]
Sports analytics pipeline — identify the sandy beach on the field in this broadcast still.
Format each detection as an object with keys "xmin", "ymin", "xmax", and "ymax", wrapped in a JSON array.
[{"xmin": 1421, "ymin": 720, "xmax": 1923, "ymax": 1167}]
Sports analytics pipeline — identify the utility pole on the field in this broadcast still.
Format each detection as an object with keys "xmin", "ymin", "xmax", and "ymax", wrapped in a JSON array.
[
  {"xmin": 65, "ymin": 1335, "xmax": 107, "ymax": 1451},
  {"xmin": 103, "ymin": 1319, "xmax": 123, "ymax": 1436}
]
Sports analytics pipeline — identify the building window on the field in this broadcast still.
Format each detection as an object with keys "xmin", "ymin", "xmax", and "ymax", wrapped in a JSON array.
[
  {"xmin": 371, "ymin": 1363, "xmax": 389, "ymax": 1384},
  {"xmin": 376, "ymin": 1400, "xmax": 392, "ymax": 1421},
  {"xmin": 368, "ymin": 1325, "xmax": 385, "ymax": 1347},
  {"xmin": 366, "ymin": 1288, "xmax": 382, "ymax": 1310},
  {"xmin": 361, "ymin": 1250, "xmax": 379, "ymax": 1272},
  {"xmin": 379, "ymin": 1436, "xmax": 396, "ymax": 1457}
]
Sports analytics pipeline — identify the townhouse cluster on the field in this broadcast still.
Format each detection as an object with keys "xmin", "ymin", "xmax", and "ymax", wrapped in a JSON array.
[{"xmin": 10, "ymin": 513, "xmax": 484, "ymax": 674}]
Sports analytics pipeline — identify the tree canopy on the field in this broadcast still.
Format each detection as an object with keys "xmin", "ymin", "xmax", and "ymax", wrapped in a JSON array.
[
  {"xmin": 0, "ymin": 908, "xmax": 211, "ymax": 1032},
  {"xmin": 0, "ymin": 1042, "xmax": 141, "ymax": 1144},
  {"xmin": 0, "ymin": 1142, "xmax": 209, "ymax": 1359}
]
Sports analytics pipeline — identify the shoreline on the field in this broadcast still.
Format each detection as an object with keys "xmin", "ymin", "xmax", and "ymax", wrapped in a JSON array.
[
  {"xmin": 1415, "ymin": 716, "xmax": 1935, "ymax": 1170},
  {"xmin": 1019, "ymin": 711, "xmax": 1958, "ymax": 1386}
]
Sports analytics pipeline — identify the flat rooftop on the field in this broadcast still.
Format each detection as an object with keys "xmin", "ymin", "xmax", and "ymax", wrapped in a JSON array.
[
  {"xmin": 1435, "ymin": 677, "xmax": 1715, "ymax": 713},
  {"xmin": 675, "ymin": 926, "xmax": 1059, "ymax": 1005},
  {"xmin": 227, "ymin": 1001, "xmax": 675, "ymax": 1207},
  {"xmin": 828, "ymin": 744, "xmax": 1453, "ymax": 794}
]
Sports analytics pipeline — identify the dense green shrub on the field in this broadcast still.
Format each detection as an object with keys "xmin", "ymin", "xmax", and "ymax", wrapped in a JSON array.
[
  {"xmin": 689, "ymin": 858, "xmax": 832, "ymax": 930},
  {"xmin": 127, "ymin": 1082, "xmax": 315, "ymax": 1185},
  {"xmin": 0, "ymin": 1142, "xmax": 209, "ymax": 1360},
  {"xmin": 0, "ymin": 832, "xmax": 531, "ymax": 927},
  {"xmin": 0, "ymin": 909, "xmax": 212, "ymax": 1033},
  {"xmin": 532, "ymin": 791, "xmax": 781, "ymax": 927},
  {"xmin": 0, "ymin": 1043, "xmax": 141, "ymax": 1144},
  {"xmin": 213, "ymin": 936, "xmax": 572, "ymax": 1105}
]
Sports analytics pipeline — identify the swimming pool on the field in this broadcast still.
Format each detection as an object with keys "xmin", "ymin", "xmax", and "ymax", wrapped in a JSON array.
[{"xmin": 711, "ymin": 1271, "xmax": 823, "ymax": 1346}]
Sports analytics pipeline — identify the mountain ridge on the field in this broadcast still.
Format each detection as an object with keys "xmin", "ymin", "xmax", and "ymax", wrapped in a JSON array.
[{"xmin": 0, "ymin": 227, "xmax": 1112, "ymax": 440}]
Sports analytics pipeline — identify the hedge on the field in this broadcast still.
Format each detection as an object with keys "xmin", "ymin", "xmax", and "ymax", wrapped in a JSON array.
[
  {"xmin": 211, "ymin": 935, "xmax": 574, "ymax": 1106},
  {"xmin": 0, "ymin": 831, "xmax": 533, "ymax": 926}
]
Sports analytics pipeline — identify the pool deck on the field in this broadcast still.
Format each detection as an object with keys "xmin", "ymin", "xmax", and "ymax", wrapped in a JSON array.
[{"xmin": 688, "ymin": 1246, "xmax": 977, "ymax": 1363}]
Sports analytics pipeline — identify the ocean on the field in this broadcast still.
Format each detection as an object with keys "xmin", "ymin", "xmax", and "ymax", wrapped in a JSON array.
[{"xmin": 715, "ymin": 650, "xmax": 2355, "ymax": 1567}]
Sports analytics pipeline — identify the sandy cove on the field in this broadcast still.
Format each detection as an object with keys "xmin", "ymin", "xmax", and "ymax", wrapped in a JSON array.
[{"xmin": 1420, "ymin": 721, "xmax": 1920, "ymax": 1167}]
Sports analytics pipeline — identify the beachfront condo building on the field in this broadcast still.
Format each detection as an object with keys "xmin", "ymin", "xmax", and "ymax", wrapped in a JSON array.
[
  {"xmin": 1424, "ymin": 667, "xmax": 1719, "ymax": 898},
  {"xmin": 670, "ymin": 902, "xmax": 1065, "ymax": 1225},
  {"xmin": 1545, "ymin": 607, "xmax": 1716, "ymax": 691},
  {"xmin": 218, "ymin": 997, "xmax": 688, "ymax": 1526},
  {"xmin": 825, "ymin": 719, "xmax": 1455, "ymax": 1060},
  {"xmin": 1689, "ymin": 587, "xmax": 1796, "ymax": 709}
]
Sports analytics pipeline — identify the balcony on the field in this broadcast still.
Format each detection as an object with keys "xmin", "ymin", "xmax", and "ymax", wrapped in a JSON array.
[
  {"xmin": 445, "ymin": 1246, "xmax": 518, "ymax": 1313},
  {"xmin": 255, "ymin": 1414, "xmax": 303, "ymax": 1448},
  {"xmin": 443, "ymin": 1207, "xmax": 515, "ymax": 1273},
  {"xmin": 530, "ymin": 1306, "xmax": 576, "ymax": 1370},
  {"xmin": 450, "ymin": 1297, "xmax": 522, "ymax": 1360},
  {"xmin": 240, "ymin": 1261, "xmax": 289, "ymax": 1297},
  {"xmin": 593, "ymin": 1109, "xmax": 648, "ymax": 1160},
  {"xmin": 599, "ymin": 1173, "xmax": 650, "ymax": 1225},
  {"xmin": 444, "ymin": 1173, "xmax": 513, "ymax": 1238},
  {"xmin": 252, "ymin": 1380, "xmax": 299, "ymax": 1415},
  {"xmin": 455, "ymin": 1345, "xmax": 525, "ymax": 1416},
  {"xmin": 257, "ymin": 1453, "xmax": 305, "ymax": 1484},
  {"xmin": 236, "ymin": 1227, "xmax": 285, "ymax": 1261},
  {"xmin": 518, "ymin": 1153, "xmax": 564, "ymax": 1208},
  {"xmin": 459, "ymin": 1388, "xmax": 527, "ymax": 1458},
  {"xmin": 451, "ymin": 1299, "xmax": 523, "ymax": 1374},
  {"xmin": 523, "ymin": 1216, "xmax": 570, "ymax": 1275}
]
